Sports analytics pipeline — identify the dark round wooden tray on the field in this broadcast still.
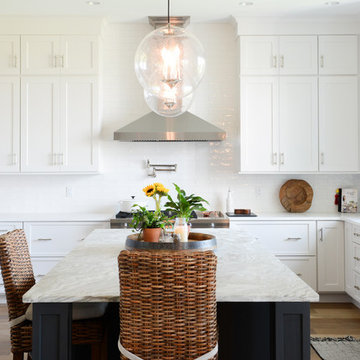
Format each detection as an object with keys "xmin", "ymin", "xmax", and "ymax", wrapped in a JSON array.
[{"xmin": 126, "ymin": 232, "xmax": 217, "ymax": 251}]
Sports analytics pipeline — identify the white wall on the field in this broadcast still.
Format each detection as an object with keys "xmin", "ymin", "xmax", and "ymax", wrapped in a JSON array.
[{"xmin": 0, "ymin": 22, "xmax": 358, "ymax": 214}]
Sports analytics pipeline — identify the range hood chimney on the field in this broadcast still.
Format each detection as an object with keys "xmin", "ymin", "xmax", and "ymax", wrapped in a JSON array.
[{"xmin": 114, "ymin": 112, "xmax": 226, "ymax": 142}]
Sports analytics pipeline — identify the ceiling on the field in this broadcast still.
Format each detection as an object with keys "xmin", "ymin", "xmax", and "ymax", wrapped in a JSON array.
[{"xmin": 0, "ymin": 0, "xmax": 360, "ymax": 23}]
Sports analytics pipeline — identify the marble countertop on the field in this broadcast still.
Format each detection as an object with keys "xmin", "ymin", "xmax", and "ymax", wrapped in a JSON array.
[{"xmin": 23, "ymin": 229, "xmax": 319, "ymax": 304}]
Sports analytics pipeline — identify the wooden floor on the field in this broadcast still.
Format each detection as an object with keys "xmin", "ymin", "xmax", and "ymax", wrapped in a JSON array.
[{"xmin": 1, "ymin": 303, "xmax": 360, "ymax": 359}]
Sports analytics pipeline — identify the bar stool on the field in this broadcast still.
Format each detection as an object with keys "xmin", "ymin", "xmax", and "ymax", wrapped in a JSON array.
[
  {"xmin": 118, "ymin": 249, "xmax": 218, "ymax": 360},
  {"xmin": 0, "ymin": 229, "xmax": 108, "ymax": 360}
]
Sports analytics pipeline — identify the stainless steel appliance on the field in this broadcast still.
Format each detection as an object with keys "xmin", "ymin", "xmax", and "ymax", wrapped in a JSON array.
[{"xmin": 110, "ymin": 210, "xmax": 229, "ymax": 229}]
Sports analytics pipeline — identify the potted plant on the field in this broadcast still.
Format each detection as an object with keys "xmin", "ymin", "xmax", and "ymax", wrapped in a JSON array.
[
  {"xmin": 131, "ymin": 205, "xmax": 170, "ymax": 242},
  {"xmin": 164, "ymin": 184, "xmax": 209, "ymax": 242}
]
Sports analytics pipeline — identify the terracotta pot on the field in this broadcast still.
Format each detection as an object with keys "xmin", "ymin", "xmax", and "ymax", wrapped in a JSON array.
[{"xmin": 143, "ymin": 228, "xmax": 162, "ymax": 242}]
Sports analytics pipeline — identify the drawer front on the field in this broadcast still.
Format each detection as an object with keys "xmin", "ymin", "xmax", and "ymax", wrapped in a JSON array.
[
  {"xmin": 231, "ymin": 222, "xmax": 316, "ymax": 255},
  {"xmin": 352, "ymin": 241, "xmax": 360, "ymax": 273},
  {"xmin": 0, "ymin": 222, "xmax": 22, "ymax": 235},
  {"xmin": 32, "ymin": 257, "xmax": 61, "ymax": 282},
  {"xmin": 352, "ymin": 271, "xmax": 360, "ymax": 302},
  {"xmin": 353, "ymin": 225, "xmax": 360, "ymax": 244},
  {"xmin": 25, "ymin": 221, "xmax": 109, "ymax": 256},
  {"xmin": 279, "ymin": 256, "xmax": 317, "ymax": 291}
]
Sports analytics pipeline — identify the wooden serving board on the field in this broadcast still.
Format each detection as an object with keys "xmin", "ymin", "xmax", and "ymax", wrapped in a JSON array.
[{"xmin": 279, "ymin": 179, "xmax": 313, "ymax": 213}]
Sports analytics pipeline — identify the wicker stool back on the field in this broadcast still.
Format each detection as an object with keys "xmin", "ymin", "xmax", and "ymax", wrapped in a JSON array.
[{"xmin": 118, "ymin": 250, "xmax": 218, "ymax": 360}]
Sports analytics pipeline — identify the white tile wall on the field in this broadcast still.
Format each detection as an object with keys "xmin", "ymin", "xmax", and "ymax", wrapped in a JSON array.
[{"xmin": 0, "ymin": 22, "xmax": 358, "ymax": 214}]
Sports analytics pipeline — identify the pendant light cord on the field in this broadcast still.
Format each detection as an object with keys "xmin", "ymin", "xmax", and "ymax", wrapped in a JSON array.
[{"xmin": 167, "ymin": 0, "xmax": 170, "ymax": 25}]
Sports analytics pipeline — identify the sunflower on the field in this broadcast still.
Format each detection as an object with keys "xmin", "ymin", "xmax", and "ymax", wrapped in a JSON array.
[
  {"xmin": 156, "ymin": 185, "xmax": 169, "ymax": 196},
  {"xmin": 143, "ymin": 184, "xmax": 155, "ymax": 197}
]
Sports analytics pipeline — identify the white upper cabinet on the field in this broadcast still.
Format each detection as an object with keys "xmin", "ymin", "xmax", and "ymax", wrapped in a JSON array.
[
  {"xmin": 60, "ymin": 77, "xmax": 99, "ymax": 172},
  {"xmin": 319, "ymin": 35, "xmax": 358, "ymax": 75},
  {"xmin": 240, "ymin": 77, "xmax": 279, "ymax": 172},
  {"xmin": 0, "ymin": 77, "xmax": 20, "ymax": 172},
  {"xmin": 319, "ymin": 76, "xmax": 358, "ymax": 172},
  {"xmin": 240, "ymin": 36, "xmax": 278, "ymax": 75},
  {"xmin": 0, "ymin": 36, "xmax": 20, "ymax": 75},
  {"xmin": 278, "ymin": 36, "xmax": 318, "ymax": 75},
  {"xmin": 317, "ymin": 221, "xmax": 345, "ymax": 292},
  {"xmin": 279, "ymin": 77, "xmax": 318, "ymax": 172},
  {"xmin": 241, "ymin": 36, "xmax": 317, "ymax": 75},
  {"xmin": 61, "ymin": 36, "xmax": 98, "ymax": 75},
  {"xmin": 21, "ymin": 36, "xmax": 60, "ymax": 75},
  {"xmin": 21, "ymin": 77, "xmax": 60, "ymax": 172},
  {"xmin": 21, "ymin": 35, "xmax": 98, "ymax": 75}
]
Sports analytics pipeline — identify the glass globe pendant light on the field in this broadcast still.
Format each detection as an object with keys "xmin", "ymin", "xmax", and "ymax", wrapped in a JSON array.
[{"xmin": 134, "ymin": 0, "xmax": 205, "ymax": 117}]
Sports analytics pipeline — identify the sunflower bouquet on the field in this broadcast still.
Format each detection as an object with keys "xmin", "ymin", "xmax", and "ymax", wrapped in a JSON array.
[{"xmin": 143, "ymin": 182, "xmax": 170, "ymax": 212}]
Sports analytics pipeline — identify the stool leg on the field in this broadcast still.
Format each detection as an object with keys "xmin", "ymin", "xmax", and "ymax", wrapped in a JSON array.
[
  {"xmin": 91, "ymin": 343, "xmax": 101, "ymax": 360},
  {"xmin": 13, "ymin": 353, "xmax": 23, "ymax": 360}
]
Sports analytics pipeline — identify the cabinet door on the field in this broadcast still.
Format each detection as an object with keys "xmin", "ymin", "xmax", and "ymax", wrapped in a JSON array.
[
  {"xmin": 279, "ymin": 77, "xmax": 318, "ymax": 172},
  {"xmin": 61, "ymin": 36, "xmax": 99, "ymax": 75},
  {"xmin": 21, "ymin": 35, "xmax": 60, "ymax": 75},
  {"xmin": 240, "ymin": 36, "xmax": 278, "ymax": 75},
  {"xmin": 317, "ymin": 221, "xmax": 345, "ymax": 292},
  {"xmin": 60, "ymin": 77, "xmax": 99, "ymax": 172},
  {"xmin": 0, "ymin": 36, "xmax": 20, "ymax": 75},
  {"xmin": 21, "ymin": 77, "xmax": 60, "ymax": 172},
  {"xmin": 0, "ymin": 77, "xmax": 20, "ymax": 172},
  {"xmin": 279, "ymin": 256, "xmax": 317, "ymax": 291},
  {"xmin": 319, "ymin": 77, "xmax": 358, "ymax": 171},
  {"xmin": 319, "ymin": 35, "xmax": 358, "ymax": 75},
  {"xmin": 240, "ymin": 77, "xmax": 279, "ymax": 172},
  {"xmin": 279, "ymin": 36, "xmax": 318, "ymax": 75}
]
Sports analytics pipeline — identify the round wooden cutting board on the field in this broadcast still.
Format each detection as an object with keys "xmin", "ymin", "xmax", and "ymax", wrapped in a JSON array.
[{"xmin": 279, "ymin": 179, "xmax": 313, "ymax": 213}]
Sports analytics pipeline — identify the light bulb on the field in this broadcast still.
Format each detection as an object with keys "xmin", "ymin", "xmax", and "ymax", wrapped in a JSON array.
[
  {"xmin": 135, "ymin": 25, "xmax": 205, "ymax": 99},
  {"xmin": 144, "ymin": 89, "xmax": 193, "ymax": 117}
]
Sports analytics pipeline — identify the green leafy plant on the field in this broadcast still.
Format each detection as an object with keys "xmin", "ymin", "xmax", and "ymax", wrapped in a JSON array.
[
  {"xmin": 164, "ymin": 184, "xmax": 209, "ymax": 222},
  {"xmin": 131, "ymin": 205, "xmax": 171, "ymax": 232}
]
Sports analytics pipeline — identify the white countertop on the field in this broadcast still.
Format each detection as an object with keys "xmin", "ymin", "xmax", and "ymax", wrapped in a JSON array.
[
  {"xmin": 0, "ymin": 213, "xmax": 112, "ymax": 222},
  {"xmin": 227, "ymin": 212, "xmax": 360, "ymax": 225},
  {"xmin": 23, "ymin": 229, "xmax": 319, "ymax": 304}
]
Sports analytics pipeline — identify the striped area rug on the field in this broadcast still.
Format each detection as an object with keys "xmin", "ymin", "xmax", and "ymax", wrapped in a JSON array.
[{"xmin": 311, "ymin": 336, "xmax": 360, "ymax": 360}]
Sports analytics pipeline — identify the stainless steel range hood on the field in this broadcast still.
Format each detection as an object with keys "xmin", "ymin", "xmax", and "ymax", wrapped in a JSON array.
[{"xmin": 113, "ymin": 112, "xmax": 226, "ymax": 142}]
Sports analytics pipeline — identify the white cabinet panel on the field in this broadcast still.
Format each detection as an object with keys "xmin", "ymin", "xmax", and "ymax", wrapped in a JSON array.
[
  {"xmin": 240, "ymin": 36, "xmax": 278, "ymax": 75},
  {"xmin": 317, "ymin": 221, "xmax": 344, "ymax": 292},
  {"xmin": 60, "ymin": 77, "xmax": 99, "ymax": 172},
  {"xmin": 0, "ymin": 36, "xmax": 20, "ymax": 75},
  {"xmin": 319, "ymin": 77, "xmax": 358, "ymax": 171},
  {"xmin": 0, "ymin": 77, "xmax": 20, "ymax": 172},
  {"xmin": 0, "ymin": 222, "xmax": 22, "ymax": 235},
  {"xmin": 25, "ymin": 221, "xmax": 109, "ymax": 256},
  {"xmin": 231, "ymin": 221, "xmax": 316, "ymax": 255},
  {"xmin": 21, "ymin": 77, "xmax": 60, "ymax": 172},
  {"xmin": 240, "ymin": 77, "xmax": 279, "ymax": 172},
  {"xmin": 279, "ymin": 77, "xmax": 318, "ymax": 171},
  {"xmin": 21, "ymin": 35, "xmax": 60, "ymax": 75},
  {"xmin": 279, "ymin": 36, "xmax": 318, "ymax": 75},
  {"xmin": 61, "ymin": 36, "xmax": 98, "ymax": 75},
  {"xmin": 32, "ymin": 257, "xmax": 61, "ymax": 282},
  {"xmin": 319, "ymin": 35, "xmax": 358, "ymax": 75},
  {"xmin": 279, "ymin": 256, "xmax": 317, "ymax": 291}
]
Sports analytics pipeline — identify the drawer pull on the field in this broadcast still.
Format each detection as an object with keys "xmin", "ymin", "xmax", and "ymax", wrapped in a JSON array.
[
  {"xmin": 36, "ymin": 238, "xmax": 52, "ymax": 241},
  {"xmin": 354, "ymin": 285, "xmax": 360, "ymax": 291},
  {"xmin": 354, "ymin": 256, "xmax": 360, "ymax": 261},
  {"xmin": 78, "ymin": 238, "xmax": 85, "ymax": 242},
  {"xmin": 285, "ymin": 237, "xmax": 302, "ymax": 241},
  {"xmin": 354, "ymin": 233, "xmax": 360, "ymax": 237},
  {"xmin": 296, "ymin": 273, "xmax": 303, "ymax": 277},
  {"xmin": 0, "ymin": 229, "xmax": 10, "ymax": 232}
]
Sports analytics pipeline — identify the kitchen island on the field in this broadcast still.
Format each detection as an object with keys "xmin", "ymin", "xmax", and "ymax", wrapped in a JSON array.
[{"xmin": 24, "ymin": 229, "xmax": 318, "ymax": 360}]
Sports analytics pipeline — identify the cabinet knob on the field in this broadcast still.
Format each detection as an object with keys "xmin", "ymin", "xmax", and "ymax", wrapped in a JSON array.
[
  {"xmin": 280, "ymin": 153, "xmax": 285, "ymax": 165},
  {"xmin": 320, "ymin": 55, "xmax": 324, "ymax": 68},
  {"xmin": 280, "ymin": 55, "xmax": 284, "ymax": 68},
  {"xmin": 354, "ymin": 285, "xmax": 360, "ymax": 291},
  {"xmin": 285, "ymin": 237, "xmax": 302, "ymax": 241},
  {"xmin": 296, "ymin": 273, "xmax": 303, "ymax": 277},
  {"xmin": 320, "ymin": 228, "xmax": 324, "ymax": 242},
  {"xmin": 354, "ymin": 256, "xmax": 360, "ymax": 261},
  {"xmin": 320, "ymin": 153, "xmax": 324, "ymax": 165},
  {"xmin": 272, "ymin": 152, "xmax": 278, "ymax": 165},
  {"xmin": 272, "ymin": 55, "xmax": 277, "ymax": 68}
]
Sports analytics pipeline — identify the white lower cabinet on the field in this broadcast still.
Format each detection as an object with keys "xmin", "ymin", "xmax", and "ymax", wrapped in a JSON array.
[
  {"xmin": 317, "ymin": 221, "xmax": 344, "ymax": 292},
  {"xmin": 279, "ymin": 256, "xmax": 317, "ymax": 291},
  {"xmin": 345, "ymin": 223, "xmax": 360, "ymax": 302},
  {"xmin": 25, "ymin": 221, "xmax": 109, "ymax": 256}
]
